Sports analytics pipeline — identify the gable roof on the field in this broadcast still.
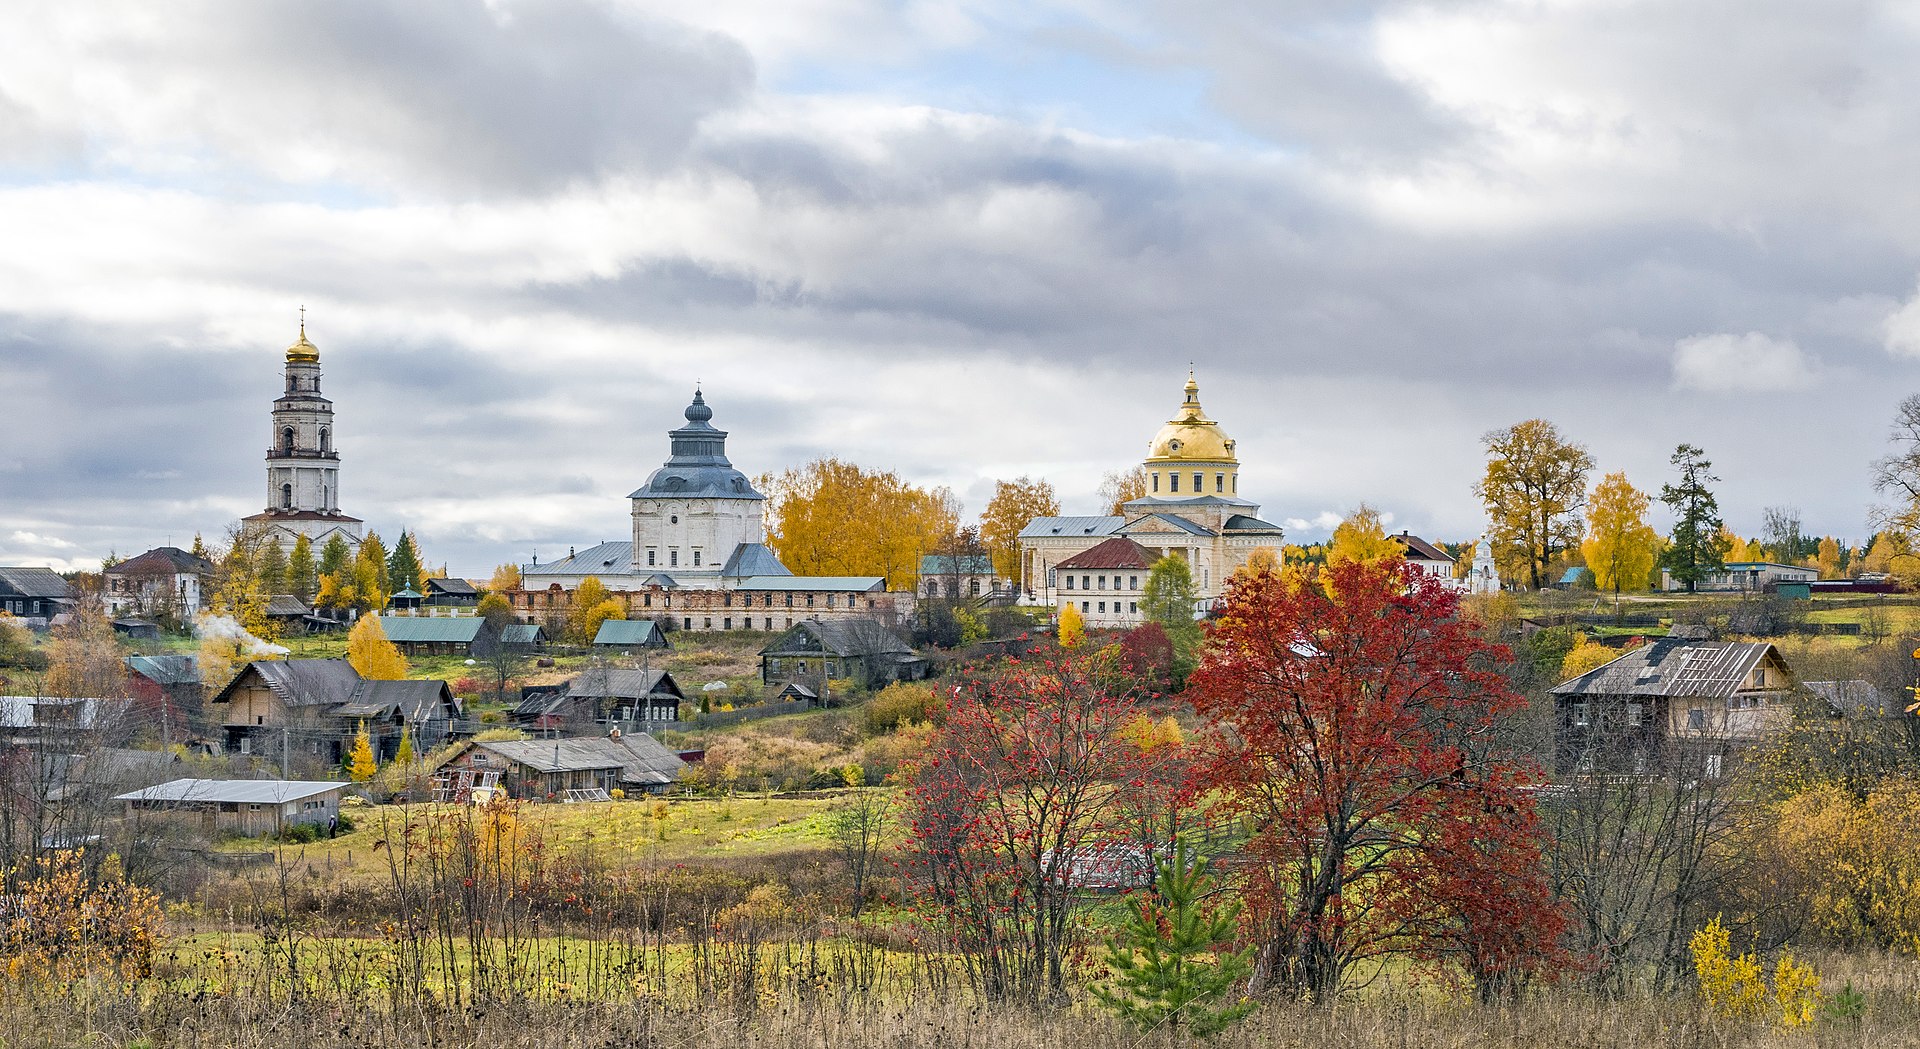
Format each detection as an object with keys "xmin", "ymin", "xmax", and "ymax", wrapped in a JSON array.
[
  {"xmin": 115, "ymin": 778, "xmax": 348, "ymax": 805},
  {"xmin": 452, "ymin": 735, "xmax": 685, "ymax": 785},
  {"xmin": 1057, "ymin": 537, "xmax": 1159, "ymax": 571},
  {"xmin": 211, "ymin": 659, "xmax": 360, "ymax": 708},
  {"xmin": 1549, "ymin": 639, "xmax": 1782, "ymax": 699},
  {"xmin": 374, "ymin": 615, "xmax": 485, "ymax": 643},
  {"xmin": 265, "ymin": 594, "xmax": 311, "ymax": 617},
  {"xmin": 760, "ymin": 617, "xmax": 915, "ymax": 658},
  {"xmin": 126, "ymin": 654, "xmax": 199, "ymax": 687},
  {"xmin": 331, "ymin": 679, "xmax": 459, "ymax": 721},
  {"xmin": 1392, "ymin": 533, "xmax": 1455, "ymax": 563},
  {"xmin": 1118, "ymin": 512, "xmax": 1217, "ymax": 537},
  {"xmin": 0, "ymin": 567, "xmax": 74, "ymax": 599},
  {"xmin": 1019, "ymin": 516, "xmax": 1123, "ymax": 539},
  {"xmin": 720, "ymin": 543, "xmax": 792, "ymax": 578},
  {"xmin": 564, "ymin": 667, "xmax": 684, "ymax": 702},
  {"xmin": 592, "ymin": 619, "xmax": 667, "ymax": 647},
  {"xmin": 500, "ymin": 623, "xmax": 545, "ymax": 645},
  {"xmin": 1805, "ymin": 680, "xmax": 1897, "ymax": 717},
  {"xmin": 425, "ymin": 577, "xmax": 478, "ymax": 597},
  {"xmin": 107, "ymin": 547, "xmax": 215, "ymax": 577},
  {"xmin": 523, "ymin": 542, "xmax": 634, "ymax": 578}
]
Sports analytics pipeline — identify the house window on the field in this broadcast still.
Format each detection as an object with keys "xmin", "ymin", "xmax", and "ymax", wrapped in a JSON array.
[
  {"xmin": 828, "ymin": 595, "xmax": 836, "ymax": 607},
  {"xmin": 1627, "ymin": 704, "xmax": 1644, "ymax": 728},
  {"xmin": 806, "ymin": 595, "xmax": 814, "ymax": 607},
  {"xmin": 683, "ymin": 617, "xmax": 691, "ymax": 630},
  {"xmin": 1129, "ymin": 602, "xmax": 1137, "ymax": 613},
  {"xmin": 1098, "ymin": 602, "xmax": 1106, "ymax": 613},
  {"xmin": 723, "ymin": 618, "xmax": 732, "ymax": 630},
  {"xmin": 765, "ymin": 618, "xmax": 773, "ymax": 630},
  {"xmin": 969, "ymin": 579, "xmax": 980, "ymax": 596},
  {"xmin": 1098, "ymin": 575, "xmax": 1106, "ymax": 590},
  {"xmin": 1572, "ymin": 701, "xmax": 1589, "ymax": 727},
  {"xmin": 1081, "ymin": 601, "xmax": 1090, "ymax": 613},
  {"xmin": 785, "ymin": 594, "xmax": 793, "ymax": 607},
  {"xmin": 1082, "ymin": 575, "xmax": 1091, "ymax": 590},
  {"xmin": 643, "ymin": 593, "xmax": 652, "ymax": 607},
  {"xmin": 1129, "ymin": 575, "xmax": 1139, "ymax": 589},
  {"xmin": 1704, "ymin": 753, "xmax": 1724, "ymax": 779},
  {"xmin": 693, "ymin": 551, "xmax": 702, "ymax": 566},
  {"xmin": 702, "ymin": 617, "xmax": 710, "ymax": 629},
  {"xmin": 1688, "ymin": 708, "xmax": 1707, "ymax": 731}
]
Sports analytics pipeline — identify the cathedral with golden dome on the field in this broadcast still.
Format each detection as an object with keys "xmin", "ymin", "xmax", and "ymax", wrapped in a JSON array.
[
  {"xmin": 1018, "ymin": 373, "xmax": 1284, "ymax": 626},
  {"xmin": 241, "ymin": 317, "xmax": 364, "ymax": 551}
]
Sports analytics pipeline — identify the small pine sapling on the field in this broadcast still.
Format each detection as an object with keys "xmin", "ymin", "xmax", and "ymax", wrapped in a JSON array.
[{"xmin": 1093, "ymin": 843, "xmax": 1254, "ymax": 1037}]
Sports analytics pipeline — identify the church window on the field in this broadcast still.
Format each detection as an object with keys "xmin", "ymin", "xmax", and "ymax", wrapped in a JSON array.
[
  {"xmin": 648, "ymin": 550, "xmax": 656, "ymax": 566},
  {"xmin": 1081, "ymin": 601, "xmax": 1090, "ymax": 613},
  {"xmin": 1098, "ymin": 602, "xmax": 1106, "ymax": 613},
  {"xmin": 643, "ymin": 594, "xmax": 652, "ymax": 607},
  {"xmin": 1232, "ymin": 476, "xmax": 1237, "ymax": 493},
  {"xmin": 281, "ymin": 427, "xmax": 296, "ymax": 453},
  {"xmin": 281, "ymin": 484, "xmax": 293, "ymax": 509},
  {"xmin": 692, "ymin": 551, "xmax": 701, "ymax": 566},
  {"xmin": 723, "ymin": 593, "xmax": 732, "ymax": 607},
  {"xmin": 320, "ymin": 427, "xmax": 330, "ymax": 453},
  {"xmin": 1194, "ymin": 473, "xmax": 1202, "ymax": 492},
  {"xmin": 670, "ymin": 515, "xmax": 679, "ymax": 525},
  {"xmin": 670, "ymin": 550, "xmax": 678, "ymax": 567},
  {"xmin": 827, "ymin": 595, "xmax": 836, "ymax": 607},
  {"xmin": 1169, "ymin": 473, "xmax": 1178, "ymax": 493},
  {"xmin": 1129, "ymin": 602, "xmax": 1137, "ymax": 613},
  {"xmin": 969, "ymin": 579, "xmax": 980, "ymax": 597},
  {"xmin": 785, "ymin": 594, "xmax": 793, "ymax": 607},
  {"xmin": 1152, "ymin": 473, "xmax": 1159, "ymax": 492},
  {"xmin": 764, "ymin": 594, "xmax": 772, "ymax": 607},
  {"xmin": 1216, "ymin": 473, "xmax": 1223, "ymax": 493}
]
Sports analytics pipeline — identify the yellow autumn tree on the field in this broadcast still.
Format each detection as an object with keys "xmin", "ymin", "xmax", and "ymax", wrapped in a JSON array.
[
  {"xmin": 1058, "ymin": 602, "xmax": 1086, "ymax": 649},
  {"xmin": 488, "ymin": 562, "xmax": 523, "ymax": 592},
  {"xmin": 980, "ymin": 476, "xmax": 1061, "ymax": 585},
  {"xmin": 44, "ymin": 601, "xmax": 126, "ymax": 698},
  {"xmin": 1234, "ymin": 546, "xmax": 1282, "ymax": 580},
  {"xmin": 1816, "ymin": 537, "xmax": 1842, "ymax": 579},
  {"xmin": 1477, "ymin": 418, "xmax": 1595, "ymax": 589},
  {"xmin": 1561, "ymin": 638, "xmax": 1623, "ymax": 681},
  {"xmin": 346, "ymin": 614, "xmax": 408, "ymax": 680},
  {"xmin": 347, "ymin": 721, "xmax": 378, "ymax": 782},
  {"xmin": 1581, "ymin": 472, "xmax": 1660, "ymax": 597},
  {"xmin": 578, "ymin": 599, "xmax": 626, "ymax": 643},
  {"xmin": 762, "ymin": 457, "xmax": 960, "ymax": 590},
  {"xmin": 1098, "ymin": 466, "xmax": 1150, "ymax": 515},
  {"xmin": 565, "ymin": 576, "xmax": 615, "ymax": 642},
  {"xmin": 1326, "ymin": 505, "xmax": 1404, "ymax": 567}
]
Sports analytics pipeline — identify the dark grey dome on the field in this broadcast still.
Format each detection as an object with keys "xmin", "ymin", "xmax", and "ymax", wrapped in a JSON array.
[{"xmin": 629, "ymin": 389, "xmax": 764, "ymax": 502}]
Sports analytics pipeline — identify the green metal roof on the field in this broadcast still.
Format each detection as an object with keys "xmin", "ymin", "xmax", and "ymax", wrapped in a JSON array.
[
  {"xmin": 374, "ymin": 615, "xmax": 483, "ymax": 643},
  {"xmin": 592, "ymin": 619, "xmax": 664, "ymax": 646}
]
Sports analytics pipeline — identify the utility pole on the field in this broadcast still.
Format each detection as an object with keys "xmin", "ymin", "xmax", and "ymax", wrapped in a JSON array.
[{"xmin": 281, "ymin": 727, "xmax": 289, "ymax": 780}]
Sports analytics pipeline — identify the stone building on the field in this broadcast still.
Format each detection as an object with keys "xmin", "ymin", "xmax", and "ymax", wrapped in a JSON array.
[
  {"xmin": 511, "ymin": 388, "xmax": 914, "ymax": 633},
  {"xmin": 241, "ymin": 318, "xmax": 364, "ymax": 550},
  {"xmin": 1018, "ymin": 374, "xmax": 1286, "ymax": 625}
]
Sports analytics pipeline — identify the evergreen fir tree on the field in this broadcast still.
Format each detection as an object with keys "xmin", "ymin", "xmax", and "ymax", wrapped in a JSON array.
[
  {"xmin": 1658, "ymin": 443, "xmax": 1729, "ymax": 592},
  {"xmin": 256, "ymin": 539, "xmax": 289, "ymax": 596},
  {"xmin": 286, "ymin": 534, "xmax": 318, "ymax": 602},
  {"xmin": 1093, "ymin": 844, "xmax": 1254, "ymax": 1037},
  {"xmin": 387, "ymin": 531, "xmax": 425, "ymax": 596},
  {"xmin": 319, "ymin": 533, "xmax": 351, "ymax": 577}
]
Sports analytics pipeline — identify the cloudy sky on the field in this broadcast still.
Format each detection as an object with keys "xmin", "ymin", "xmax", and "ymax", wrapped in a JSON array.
[{"xmin": 6, "ymin": 0, "xmax": 1920, "ymax": 576}]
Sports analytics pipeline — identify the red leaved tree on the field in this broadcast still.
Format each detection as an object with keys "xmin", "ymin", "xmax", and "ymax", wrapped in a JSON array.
[
  {"xmin": 1189, "ymin": 559, "xmax": 1567, "ymax": 1001},
  {"xmin": 900, "ymin": 648, "xmax": 1165, "ymax": 1003}
]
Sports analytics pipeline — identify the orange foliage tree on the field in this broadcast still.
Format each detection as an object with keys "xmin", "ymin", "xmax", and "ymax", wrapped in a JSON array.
[{"xmin": 762, "ymin": 457, "xmax": 960, "ymax": 591}]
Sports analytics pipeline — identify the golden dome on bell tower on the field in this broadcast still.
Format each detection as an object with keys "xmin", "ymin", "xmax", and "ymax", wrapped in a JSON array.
[{"xmin": 286, "ymin": 309, "xmax": 319, "ymax": 363}]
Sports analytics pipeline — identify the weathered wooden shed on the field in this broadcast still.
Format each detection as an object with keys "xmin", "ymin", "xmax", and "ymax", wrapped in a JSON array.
[{"xmin": 115, "ymin": 778, "xmax": 348, "ymax": 837}]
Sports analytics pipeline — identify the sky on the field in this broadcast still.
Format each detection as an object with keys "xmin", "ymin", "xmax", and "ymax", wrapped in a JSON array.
[{"xmin": 6, "ymin": 0, "xmax": 1920, "ymax": 577}]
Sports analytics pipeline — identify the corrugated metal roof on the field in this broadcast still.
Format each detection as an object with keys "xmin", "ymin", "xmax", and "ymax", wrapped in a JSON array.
[
  {"xmin": 734, "ymin": 576, "xmax": 885, "ymax": 591},
  {"xmin": 115, "ymin": 778, "xmax": 348, "ymax": 805},
  {"xmin": 565, "ymin": 667, "xmax": 683, "ymax": 701},
  {"xmin": 375, "ymin": 615, "xmax": 483, "ymax": 643},
  {"xmin": 126, "ymin": 654, "xmax": 199, "ymax": 686},
  {"xmin": 460, "ymin": 736, "xmax": 684, "ymax": 784},
  {"xmin": 0, "ymin": 567, "xmax": 74, "ymax": 599},
  {"xmin": 592, "ymin": 619, "xmax": 666, "ymax": 647},
  {"xmin": 1018, "ymin": 516, "xmax": 1123, "ymax": 539},
  {"xmin": 1057, "ymin": 537, "xmax": 1158, "ymax": 571},
  {"xmin": 426, "ymin": 578, "xmax": 478, "ymax": 596},
  {"xmin": 760, "ymin": 617, "xmax": 915, "ymax": 657},
  {"xmin": 1223, "ymin": 514, "xmax": 1284, "ymax": 532},
  {"xmin": 1549, "ymin": 639, "xmax": 1778, "ymax": 699},
  {"xmin": 332, "ymin": 679, "xmax": 457, "ymax": 720},
  {"xmin": 265, "ymin": 594, "xmax": 311, "ymax": 617},
  {"xmin": 105, "ymin": 547, "xmax": 215, "ymax": 578},
  {"xmin": 720, "ymin": 543, "xmax": 791, "ymax": 578},
  {"xmin": 523, "ymin": 542, "xmax": 634, "ymax": 577},
  {"xmin": 1392, "ymin": 533, "xmax": 1454, "ymax": 562},
  {"xmin": 1119, "ymin": 513, "xmax": 1217, "ymax": 537}
]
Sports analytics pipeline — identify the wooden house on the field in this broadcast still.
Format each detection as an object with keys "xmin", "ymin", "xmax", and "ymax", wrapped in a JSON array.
[
  {"xmin": 512, "ymin": 667, "xmax": 685, "ymax": 730},
  {"xmin": 1549, "ymin": 628, "xmax": 1797, "ymax": 776},
  {"xmin": 374, "ymin": 614, "xmax": 498, "ymax": 657},
  {"xmin": 0, "ymin": 566, "xmax": 74, "ymax": 623},
  {"xmin": 116, "ymin": 778, "xmax": 347, "ymax": 837},
  {"xmin": 758, "ymin": 618, "xmax": 927, "ymax": 689},
  {"xmin": 207, "ymin": 660, "xmax": 462, "ymax": 764},
  {"xmin": 431, "ymin": 732, "xmax": 685, "ymax": 800},
  {"xmin": 424, "ymin": 578, "xmax": 480, "ymax": 607}
]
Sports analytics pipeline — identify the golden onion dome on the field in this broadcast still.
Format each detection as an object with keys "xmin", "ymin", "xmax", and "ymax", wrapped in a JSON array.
[
  {"xmin": 286, "ymin": 324, "xmax": 319, "ymax": 363},
  {"xmin": 1145, "ymin": 374, "xmax": 1237, "ymax": 464}
]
